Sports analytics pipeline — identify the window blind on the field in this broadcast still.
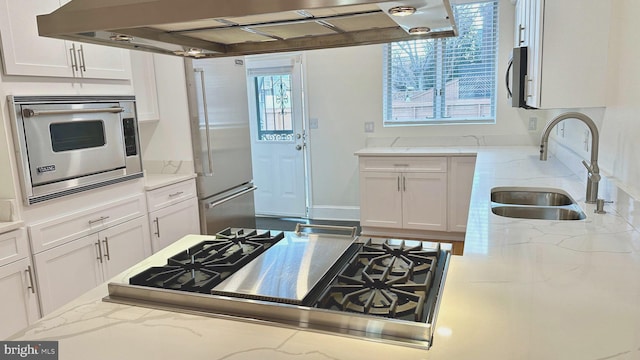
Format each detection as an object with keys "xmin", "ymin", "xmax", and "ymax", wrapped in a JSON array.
[{"xmin": 383, "ymin": 1, "xmax": 498, "ymax": 125}]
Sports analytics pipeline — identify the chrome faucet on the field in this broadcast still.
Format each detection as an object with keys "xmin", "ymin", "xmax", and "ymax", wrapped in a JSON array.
[{"xmin": 539, "ymin": 112, "xmax": 600, "ymax": 204}]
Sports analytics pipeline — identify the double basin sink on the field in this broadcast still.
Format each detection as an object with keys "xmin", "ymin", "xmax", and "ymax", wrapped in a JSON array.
[{"xmin": 491, "ymin": 187, "xmax": 586, "ymax": 221}]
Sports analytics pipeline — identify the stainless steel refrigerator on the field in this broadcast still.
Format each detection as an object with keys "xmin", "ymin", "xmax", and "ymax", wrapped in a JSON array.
[{"xmin": 185, "ymin": 57, "xmax": 256, "ymax": 234}]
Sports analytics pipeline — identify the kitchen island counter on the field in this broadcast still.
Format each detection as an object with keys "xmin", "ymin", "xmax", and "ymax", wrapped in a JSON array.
[{"xmin": 10, "ymin": 146, "xmax": 640, "ymax": 359}]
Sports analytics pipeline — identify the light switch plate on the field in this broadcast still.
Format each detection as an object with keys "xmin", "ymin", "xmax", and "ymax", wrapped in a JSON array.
[
  {"xmin": 364, "ymin": 122, "xmax": 374, "ymax": 133},
  {"xmin": 309, "ymin": 118, "xmax": 318, "ymax": 129}
]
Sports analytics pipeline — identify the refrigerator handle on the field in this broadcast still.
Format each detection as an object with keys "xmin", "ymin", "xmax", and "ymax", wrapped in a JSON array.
[
  {"xmin": 205, "ymin": 186, "xmax": 257, "ymax": 209},
  {"xmin": 194, "ymin": 68, "xmax": 214, "ymax": 176}
]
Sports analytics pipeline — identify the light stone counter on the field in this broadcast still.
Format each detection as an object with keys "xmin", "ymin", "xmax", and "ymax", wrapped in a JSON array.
[
  {"xmin": 9, "ymin": 146, "xmax": 640, "ymax": 360},
  {"xmin": 0, "ymin": 221, "xmax": 23, "ymax": 234},
  {"xmin": 144, "ymin": 173, "xmax": 196, "ymax": 191}
]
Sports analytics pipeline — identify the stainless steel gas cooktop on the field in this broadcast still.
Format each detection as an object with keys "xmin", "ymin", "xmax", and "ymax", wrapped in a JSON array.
[{"xmin": 105, "ymin": 225, "xmax": 451, "ymax": 349}]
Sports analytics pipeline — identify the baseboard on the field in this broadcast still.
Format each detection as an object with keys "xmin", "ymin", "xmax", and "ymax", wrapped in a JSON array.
[{"xmin": 309, "ymin": 206, "xmax": 360, "ymax": 221}]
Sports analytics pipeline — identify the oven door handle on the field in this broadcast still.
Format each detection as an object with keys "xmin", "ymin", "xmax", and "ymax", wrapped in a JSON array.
[
  {"xmin": 21, "ymin": 107, "xmax": 125, "ymax": 118},
  {"xmin": 205, "ymin": 186, "xmax": 257, "ymax": 209}
]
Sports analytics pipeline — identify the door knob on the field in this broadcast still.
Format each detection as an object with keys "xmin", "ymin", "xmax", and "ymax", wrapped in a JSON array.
[{"xmin": 295, "ymin": 144, "xmax": 302, "ymax": 151}]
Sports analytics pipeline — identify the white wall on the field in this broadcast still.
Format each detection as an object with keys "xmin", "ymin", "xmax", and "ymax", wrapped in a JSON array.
[
  {"xmin": 304, "ymin": 0, "xmax": 541, "ymax": 218},
  {"xmin": 599, "ymin": 0, "xmax": 640, "ymax": 197},
  {"xmin": 547, "ymin": 0, "xmax": 640, "ymax": 201},
  {"xmin": 137, "ymin": 54, "xmax": 194, "ymax": 174}
]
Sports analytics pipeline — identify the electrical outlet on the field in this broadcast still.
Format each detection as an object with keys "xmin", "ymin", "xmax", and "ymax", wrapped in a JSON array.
[
  {"xmin": 528, "ymin": 117, "xmax": 538, "ymax": 131},
  {"xmin": 309, "ymin": 118, "xmax": 319, "ymax": 129},
  {"xmin": 364, "ymin": 122, "xmax": 375, "ymax": 133}
]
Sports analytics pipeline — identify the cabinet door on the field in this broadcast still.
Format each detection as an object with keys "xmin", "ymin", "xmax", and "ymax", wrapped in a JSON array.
[
  {"xmin": 149, "ymin": 197, "xmax": 200, "ymax": 253},
  {"xmin": 0, "ymin": 258, "xmax": 40, "ymax": 339},
  {"xmin": 131, "ymin": 52, "xmax": 160, "ymax": 122},
  {"xmin": 514, "ymin": 0, "xmax": 530, "ymax": 47},
  {"xmin": 74, "ymin": 42, "xmax": 132, "ymax": 80},
  {"xmin": 525, "ymin": 0, "xmax": 544, "ymax": 108},
  {"xmin": 448, "ymin": 157, "xmax": 476, "ymax": 232},
  {"xmin": 101, "ymin": 216, "xmax": 151, "ymax": 279},
  {"xmin": 359, "ymin": 172, "xmax": 403, "ymax": 228},
  {"xmin": 33, "ymin": 234, "xmax": 103, "ymax": 315},
  {"xmin": 0, "ymin": 0, "xmax": 74, "ymax": 77},
  {"xmin": 402, "ymin": 172, "xmax": 447, "ymax": 231}
]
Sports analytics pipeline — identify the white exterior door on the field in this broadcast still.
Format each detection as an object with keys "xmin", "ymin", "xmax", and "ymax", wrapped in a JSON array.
[{"xmin": 247, "ymin": 54, "xmax": 307, "ymax": 218}]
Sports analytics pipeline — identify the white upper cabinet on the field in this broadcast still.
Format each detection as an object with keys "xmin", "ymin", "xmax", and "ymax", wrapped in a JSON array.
[
  {"xmin": 130, "ymin": 52, "xmax": 160, "ymax": 122},
  {"xmin": 515, "ymin": 0, "xmax": 610, "ymax": 109},
  {"xmin": 0, "ymin": 0, "xmax": 131, "ymax": 79}
]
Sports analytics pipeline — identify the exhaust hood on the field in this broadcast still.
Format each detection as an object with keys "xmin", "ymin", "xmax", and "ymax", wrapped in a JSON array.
[{"xmin": 36, "ymin": 0, "xmax": 457, "ymax": 58}]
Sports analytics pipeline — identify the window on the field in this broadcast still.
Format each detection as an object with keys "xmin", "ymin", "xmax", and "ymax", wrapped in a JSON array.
[
  {"xmin": 383, "ymin": 1, "xmax": 498, "ymax": 125},
  {"xmin": 253, "ymin": 73, "xmax": 294, "ymax": 141}
]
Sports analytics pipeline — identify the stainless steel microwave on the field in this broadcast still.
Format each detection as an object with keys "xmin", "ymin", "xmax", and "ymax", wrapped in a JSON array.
[
  {"xmin": 7, "ymin": 95, "xmax": 143, "ymax": 205},
  {"xmin": 507, "ymin": 46, "xmax": 535, "ymax": 109}
]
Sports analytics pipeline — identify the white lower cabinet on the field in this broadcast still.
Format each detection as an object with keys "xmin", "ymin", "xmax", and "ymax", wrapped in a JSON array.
[
  {"xmin": 402, "ymin": 172, "xmax": 448, "ymax": 231},
  {"xmin": 0, "ymin": 227, "xmax": 40, "ymax": 339},
  {"xmin": 359, "ymin": 157, "xmax": 448, "ymax": 232},
  {"xmin": 146, "ymin": 179, "xmax": 200, "ymax": 253},
  {"xmin": 358, "ymin": 154, "xmax": 477, "ymax": 240},
  {"xmin": 149, "ymin": 197, "xmax": 199, "ymax": 252},
  {"xmin": 0, "ymin": 257, "xmax": 40, "ymax": 339},
  {"xmin": 448, "ymin": 157, "xmax": 477, "ymax": 232},
  {"xmin": 359, "ymin": 172, "xmax": 403, "ymax": 228},
  {"xmin": 33, "ymin": 216, "xmax": 151, "ymax": 315}
]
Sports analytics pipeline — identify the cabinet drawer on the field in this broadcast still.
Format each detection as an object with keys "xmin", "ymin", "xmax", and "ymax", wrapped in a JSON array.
[
  {"xmin": 146, "ymin": 179, "xmax": 197, "ymax": 212},
  {"xmin": 0, "ymin": 228, "xmax": 28, "ymax": 267},
  {"xmin": 29, "ymin": 194, "xmax": 147, "ymax": 254},
  {"xmin": 359, "ymin": 157, "xmax": 447, "ymax": 172}
]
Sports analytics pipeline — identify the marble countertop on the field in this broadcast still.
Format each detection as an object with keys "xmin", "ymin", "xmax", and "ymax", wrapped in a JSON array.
[
  {"xmin": 143, "ymin": 173, "xmax": 196, "ymax": 191},
  {"xmin": 10, "ymin": 146, "xmax": 640, "ymax": 359}
]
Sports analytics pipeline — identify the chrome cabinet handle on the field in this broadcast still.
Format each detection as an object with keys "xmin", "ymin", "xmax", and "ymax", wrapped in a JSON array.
[
  {"xmin": 153, "ymin": 217, "xmax": 160, "ymax": 237},
  {"xmin": 78, "ymin": 44, "xmax": 87, "ymax": 72},
  {"xmin": 69, "ymin": 44, "xmax": 79, "ymax": 74},
  {"xmin": 168, "ymin": 191, "xmax": 184, "ymax": 198},
  {"xmin": 95, "ymin": 241, "xmax": 103, "ymax": 263},
  {"xmin": 397, "ymin": 176, "xmax": 400, "ymax": 192},
  {"xmin": 88, "ymin": 216, "xmax": 110, "ymax": 225},
  {"xmin": 25, "ymin": 266, "xmax": 35, "ymax": 294},
  {"xmin": 102, "ymin": 237, "xmax": 111, "ymax": 261},
  {"xmin": 403, "ymin": 176, "xmax": 406, "ymax": 191}
]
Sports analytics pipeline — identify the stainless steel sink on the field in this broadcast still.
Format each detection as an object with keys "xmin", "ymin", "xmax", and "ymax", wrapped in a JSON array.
[
  {"xmin": 490, "ymin": 187, "xmax": 586, "ymax": 221},
  {"xmin": 491, "ymin": 206, "xmax": 586, "ymax": 220},
  {"xmin": 491, "ymin": 190, "xmax": 573, "ymax": 206}
]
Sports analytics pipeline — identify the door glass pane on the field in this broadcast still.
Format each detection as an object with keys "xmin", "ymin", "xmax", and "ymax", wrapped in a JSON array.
[
  {"xmin": 49, "ymin": 120, "xmax": 106, "ymax": 152},
  {"xmin": 254, "ymin": 74, "xmax": 294, "ymax": 142}
]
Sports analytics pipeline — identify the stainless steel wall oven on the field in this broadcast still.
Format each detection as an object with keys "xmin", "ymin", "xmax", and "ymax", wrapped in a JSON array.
[{"xmin": 8, "ymin": 95, "xmax": 143, "ymax": 205}]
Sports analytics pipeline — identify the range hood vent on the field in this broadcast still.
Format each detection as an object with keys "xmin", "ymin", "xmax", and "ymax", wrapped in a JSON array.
[{"xmin": 36, "ymin": 0, "xmax": 457, "ymax": 58}]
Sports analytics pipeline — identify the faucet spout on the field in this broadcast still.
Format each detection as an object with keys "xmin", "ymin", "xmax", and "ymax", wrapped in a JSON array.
[{"xmin": 539, "ymin": 112, "xmax": 600, "ymax": 204}]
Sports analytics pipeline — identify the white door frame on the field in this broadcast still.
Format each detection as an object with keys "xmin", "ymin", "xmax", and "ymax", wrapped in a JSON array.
[{"xmin": 245, "ymin": 53, "xmax": 312, "ymax": 218}]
